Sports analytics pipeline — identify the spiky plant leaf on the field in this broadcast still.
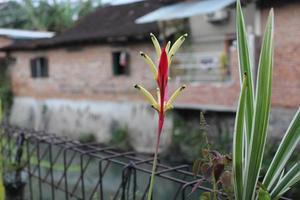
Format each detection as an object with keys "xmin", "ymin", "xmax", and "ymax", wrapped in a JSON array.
[
  {"xmin": 263, "ymin": 109, "xmax": 300, "ymax": 189},
  {"xmin": 236, "ymin": 0, "xmax": 254, "ymax": 143},
  {"xmin": 243, "ymin": 9, "xmax": 274, "ymax": 200},
  {"xmin": 233, "ymin": 74, "xmax": 247, "ymax": 200},
  {"xmin": 271, "ymin": 162, "xmax": 300, "ymax": 199},
  {"xmin": 0, "ymin": 99, "xmax": 4, "ymax": 200}
]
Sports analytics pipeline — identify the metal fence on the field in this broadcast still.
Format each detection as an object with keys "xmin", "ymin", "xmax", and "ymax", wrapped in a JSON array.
[{"xmin": 0, "ymin": 125, "xmax": 216, "ymax": 200}]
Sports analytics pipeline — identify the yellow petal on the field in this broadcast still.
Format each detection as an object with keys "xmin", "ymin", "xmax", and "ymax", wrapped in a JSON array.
[
  {"xmin": 156, "ymin": 87, "xmax": 160, "ymax": 103},
  {"xmin": 140, "ymin": 52, "xmax": 157, "ymax": 80},
  {"xmin": 169, "ymin": 33, "xmax": 188, "ymax": 63},
  {"xmin": 165, "ymin": 41, "xmax": 171, "ymax": 53},
  {"xmin": 164, "ymin": 85, "xmax": 186, "ymax": 111},
  {"xmin": 150, "ymin": 33, "xmax": 161, "ymax": 59},
  {"xmin": 134, "ymin": 84, "xmax": 159, "ymax": 110}
]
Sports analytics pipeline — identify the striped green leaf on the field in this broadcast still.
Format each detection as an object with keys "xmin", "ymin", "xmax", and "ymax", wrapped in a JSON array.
[
  {"xmin": 263, "ymin": 109, "xmax": 300, "ymax": 190},
  {"xmin": 0, "ymin": 99, "xmax": 4, "ymax": 200},
  {"xmin": 0, "ymin": 99, "xmax": 2, "ymax": 122},
  {"xmin": 243, "ymin": 9, "xmax": 274, "ymax": 200},
  {"xmin": 233, "ymin": 74, "xmax": 247, "ymax": 200},
  {"xmin": 236, "ymin": 0, "xmax": 254, "ymax": 144},
  {"xmin": 271, "ymin": 162, "xmax": 300, "ymax": 199}
]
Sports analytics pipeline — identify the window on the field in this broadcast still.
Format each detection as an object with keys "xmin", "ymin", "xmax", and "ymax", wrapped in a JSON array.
[
  {"xmin": 30, "ymin": 57, "xmax": 49, "ymax": 78},
  {"xmin": 112, "ymin": 51, "xmax": 130, "ymax": 76}
]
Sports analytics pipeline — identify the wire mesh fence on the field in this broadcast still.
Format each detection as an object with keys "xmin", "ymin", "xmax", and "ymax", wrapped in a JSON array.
[{"xmin": 0, "ymin": 125, "xmax": 292, "ymax": 200}]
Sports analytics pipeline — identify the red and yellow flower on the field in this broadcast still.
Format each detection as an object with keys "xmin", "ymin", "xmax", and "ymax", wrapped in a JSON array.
[{"xmin": 134, "ymin": 33, "xmax": 187, "ymax": 200}]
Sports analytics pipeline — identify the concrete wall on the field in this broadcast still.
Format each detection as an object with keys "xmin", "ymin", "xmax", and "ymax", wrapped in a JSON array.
[
  {"xmin": 9, "ymin": 40, "xmax": 242, "ymax": 109},
  {"xmin": 10, "ymin": 97, "xmax": 173, "ymax": 153}
]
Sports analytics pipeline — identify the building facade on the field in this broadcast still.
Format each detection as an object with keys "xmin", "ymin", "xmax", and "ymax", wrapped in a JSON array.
[{"xmin": 1, "ymin": 0, "xmax": 299, "ymax": 152}]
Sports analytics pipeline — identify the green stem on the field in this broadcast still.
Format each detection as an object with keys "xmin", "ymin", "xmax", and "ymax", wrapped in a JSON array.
[
  {"xmin": 213, "ymin": 174, "xmax": 217, "ymax": 200},
  {"xmin": 147, "ymin": 135, "xmax": 160, "ymax": 200}
]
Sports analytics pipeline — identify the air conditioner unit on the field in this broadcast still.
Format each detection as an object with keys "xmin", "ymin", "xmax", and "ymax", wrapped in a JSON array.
[{"xmin": 205, "ymin": 10, "xmax": 229, "ymax": 23}]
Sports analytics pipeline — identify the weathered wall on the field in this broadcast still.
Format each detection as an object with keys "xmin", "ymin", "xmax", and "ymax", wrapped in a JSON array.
[
  {"xmin": 9, "ymin": 40, "xmax": 242, "ymax": 109},
  {"xmin": 10, "ymin": 97, "xmax": 173, "ymax": 153},
  {"xmin": 10, "ymin": 43, "xmax": 156, "ymax": 101}
]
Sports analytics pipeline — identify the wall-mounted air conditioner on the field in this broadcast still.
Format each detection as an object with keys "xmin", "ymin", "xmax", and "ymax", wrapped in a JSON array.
[{"xmin": 205, "ymin": 10, "xmax": 229, "ymax": 23}]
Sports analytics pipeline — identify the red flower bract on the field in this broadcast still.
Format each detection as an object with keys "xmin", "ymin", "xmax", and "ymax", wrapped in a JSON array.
[{"xmin": 157, "ymin": 48, "xmax": 168, "ymax": 140}]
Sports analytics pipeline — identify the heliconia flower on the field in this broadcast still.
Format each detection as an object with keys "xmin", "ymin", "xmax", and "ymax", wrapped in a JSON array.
[{"xmin": 134, "ymin": 33, "xmax": 187, "ymax": 200}]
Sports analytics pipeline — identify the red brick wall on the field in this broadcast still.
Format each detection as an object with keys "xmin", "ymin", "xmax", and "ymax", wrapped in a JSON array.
[
  {"xmin": 10, "ymin": 44, "xmax": 241, "ymax": 110},
  {"xmin": 0, "ymin": 37, "xmax": 13, "ymax": 58},
  {"xmin": 10, "ymin": 44, "xmax": 157, "ymax": 102},
  {"xmin": 261, "ymin": 3, "xmax": 300, "ymax": 108},
  {"xmin": 171, "ymin": 49, "xmax": 240, "ymax": 110},
  {"xmin": 8, "ymin": 4, "xmax": 300, "ymax": 111}
]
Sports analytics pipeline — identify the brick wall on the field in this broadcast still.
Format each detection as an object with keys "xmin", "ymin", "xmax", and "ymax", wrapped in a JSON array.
[
  {"xmin": 0, "ymin": 36, "xmax": 12, "ymax": 58},
  {"xmin": 10, "ymin": 43, "xmax": 156, "ymax": 102},
  {"xmin": 9, "ymin": 43, "xmax": 241, "ymax": 110},
  {"xmin": 9, "ymin": 2, "xmax": 300, "ymax": 110}
]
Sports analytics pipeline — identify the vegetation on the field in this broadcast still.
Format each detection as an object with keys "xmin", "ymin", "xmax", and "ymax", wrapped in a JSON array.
[
  {"xmin": 109, "ymin": 127, "xmax": 131, "ymax": 150},
  {"xmin": 0, "ymin": 100, "xmax": 5, "ymax": 200},
  {"xmin": 0, "ymin": 63, "xmax": 13, "ymax": 115},
  {"xmin": 78, "ymin": 132, "xmax": 96, "ymax": 143},
  {"xmin": 165, "ymin": 115, "xmax": 206, "ymax": 163},
  {"xmin": 0, "ymin": 0, "xmax": 102, "ymax": 32},
  {"xmin": 232, "ymin": 1, "xmax": 300, "ymax": 199}
]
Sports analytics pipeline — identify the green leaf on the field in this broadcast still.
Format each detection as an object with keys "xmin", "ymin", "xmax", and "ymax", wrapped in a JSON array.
[
  {"xmin": 193, "ymin": 159, "xmax": 203, "ymax": 176},
  {"xmin": 243, "ymin": 9, "xmax": 274, "ymax": 200},
  {"xmin": 258, "ymin": 187, "xmax": 271, "ymax": 200},
  {"xmin": 0, "ymin": 179, "xmax": 5, "ymax": 200},
  {"xmin": 233, "ymin": 74, "xmax": 247, "ymax": 200},
  {"xmin": 236, "ymin": 0, "xmax": 254, "ymax": 144},
  {"xmin": 200, "ymin": 192, "xmax": 211, "ymax": 200},
  {"xmin": 0, "ymin": 99, "xmax": 2, "ymax": 122},
  {"xmin": 0, "ymin": 99, "xmax": 4, "ymax": 200},
  {"xmin": 271, "ymin": 162, "xmax": 300, "ymax": 199},
  {"xmin": 263, "ymin": 109, "xmax": 300, "ymax": 189}
]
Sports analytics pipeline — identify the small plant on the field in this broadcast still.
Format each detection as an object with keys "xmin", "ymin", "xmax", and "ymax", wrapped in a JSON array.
[
  {"xmin": 78, "ymin": 132, "xmax": 96, "ymax": 143},
  {"xmin": 166, "ymin": 113, "xmax": 208, "ymax": 163},
  {"xmin": 232, "ymin": 1, "xmax": 300, "ymax": 200},
  {"xmin": 0, "ymin": 99, "xmax": 5, "ymax": 200},
  {"xmin": 110, "ymin": 127, "xmax": 131, "ymax": 150},
  {"xmin": 193, "ymin": 148, "xmax": 233, "ymax": 200},
  {"xmin": 191, "ymin": 113, "xmax": 233, "ymax": 199},
  {"xmin": 134, "ymin": 33, "xmax": 187, "ymax": 200},
  {"xmin": 3, "ymin": 133, "xmax": 27, "ymax": 200}
]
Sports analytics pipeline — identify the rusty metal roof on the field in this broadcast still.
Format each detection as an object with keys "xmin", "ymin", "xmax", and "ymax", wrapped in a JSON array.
[{"xmin": 136, "ymin": 0, "xmax": 236, "ymax": 23}]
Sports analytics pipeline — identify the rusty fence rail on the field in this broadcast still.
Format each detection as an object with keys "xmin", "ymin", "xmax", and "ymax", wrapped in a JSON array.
[
  {"xmin": 0, "ymin": 125, "xmax": 292, "ymax": 200},
  {"xmin": 0, "ymin": 125, "xmax": 216, "ymax": 200}
]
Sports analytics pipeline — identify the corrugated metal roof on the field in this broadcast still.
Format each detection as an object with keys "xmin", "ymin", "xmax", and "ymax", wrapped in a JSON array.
[
  {"xmin": 136, "ymin": 0, "xmax": 236, "ymax": 23},
  {"xmin": 0, "ymin": 28, "xmax": 55, "ymax": 39}
]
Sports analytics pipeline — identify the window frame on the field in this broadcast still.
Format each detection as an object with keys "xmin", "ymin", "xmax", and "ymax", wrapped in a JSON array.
[
  {"xmin": 30, "ymin": 56, "xmax": 49, "ymax": 78},
  {"xmin": 112, "ymin": 51, "xmax": 130, "ymax": 76}
]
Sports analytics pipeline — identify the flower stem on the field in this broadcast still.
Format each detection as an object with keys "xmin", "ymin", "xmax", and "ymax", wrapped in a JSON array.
[
  {"xmin": 147, "ymin": 133, "xmax": 160, "ymax": 200},
  {"xmin": 147, "ymin": 149, "xmax": 158, "ymax": 200}
]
